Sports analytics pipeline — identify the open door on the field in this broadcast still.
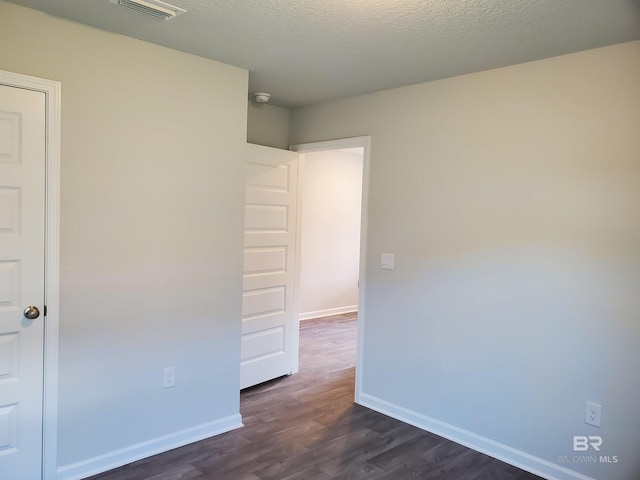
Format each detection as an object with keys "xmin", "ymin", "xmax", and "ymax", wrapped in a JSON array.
[{"xmin": 241, "ymin": 144, "xmax": 298, "ymax": 389}]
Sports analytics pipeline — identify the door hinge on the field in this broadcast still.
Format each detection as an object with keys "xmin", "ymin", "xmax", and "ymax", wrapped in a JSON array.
[{"xmin": 44, "ymin": 305, "xmax": 47, "ymax": 316}]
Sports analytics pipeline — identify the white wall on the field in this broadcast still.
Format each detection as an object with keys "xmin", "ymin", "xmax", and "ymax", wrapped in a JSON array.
[
  {"xmin": 290, "ymin": 41, "xmax": 640, "ymax": 480},
  {"xmin": 247, "ymin": 102, "xmax": 291, "ymax": 149},
  {"xmin": 0, "ymin": 2, "xmax": 247, "ymax": 477},
  {"xmin": 299, "ymin": 148, "xmax": 363, "ymax": 319}
]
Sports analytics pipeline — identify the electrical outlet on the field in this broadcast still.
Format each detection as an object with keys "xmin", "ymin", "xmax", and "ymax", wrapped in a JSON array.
[
  {"xmin": 585, "ymin": 401, "xmax": 601, "ymax": 427},
  {"xmin": 163, "ymin": 366, "xmax": 176, "ymax": 389}
]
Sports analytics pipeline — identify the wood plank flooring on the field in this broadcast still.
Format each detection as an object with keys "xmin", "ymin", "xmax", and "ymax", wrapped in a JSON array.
[{"xmin": 89, "ymin": 313, "xmax": 544, "ymax": 480}]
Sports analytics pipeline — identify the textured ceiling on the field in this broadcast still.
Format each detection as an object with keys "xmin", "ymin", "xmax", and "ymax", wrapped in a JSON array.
[{"xmin": 5, "ymin": 0, "xmax": 640, "ymax": 107}]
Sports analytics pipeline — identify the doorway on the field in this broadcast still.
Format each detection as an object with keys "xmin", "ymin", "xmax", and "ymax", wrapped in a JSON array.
[
  {"xmin": 241, "ymin": 136, "xmax": 369, "ymax": 397},
  {"xmin": 290, "ymin": 137, "xmax": 370, "ymax": 400}
]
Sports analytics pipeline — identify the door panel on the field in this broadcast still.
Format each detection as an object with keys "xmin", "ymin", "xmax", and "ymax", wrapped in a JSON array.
[
  {"xmin": 0, "ymin": 84, "xmax": 46, "ymax": 479},
  {"xmin": 241, "ymin": 144, "xmax": 298, "ymax": 389}
]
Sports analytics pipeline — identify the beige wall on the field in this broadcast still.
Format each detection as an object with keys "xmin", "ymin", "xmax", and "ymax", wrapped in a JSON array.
[
  {"xmin": 0, "ymin": 1, "xmax": 247, "ymax": 474},
  {"xmin": 291, "ymin": 41, "xmax": 640, "ymax": 480},
  {"xmin": 299, "ymin": 148, "xmax": 363, "ymax": 319},
  {"xmin": 247, "ymin": 101, "xmax": 291, "ymax": 149}
]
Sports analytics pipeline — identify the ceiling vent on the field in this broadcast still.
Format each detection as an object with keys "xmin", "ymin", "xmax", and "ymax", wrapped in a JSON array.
[{"xmin": 110, "ymin": 0, "xmax": 186, "ymax": 20}]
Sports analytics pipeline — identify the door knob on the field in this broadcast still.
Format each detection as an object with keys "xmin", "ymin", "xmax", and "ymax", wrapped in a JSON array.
[{"xmin": 23, "ymin": 306, "xmax": 40, "ymax": 320}]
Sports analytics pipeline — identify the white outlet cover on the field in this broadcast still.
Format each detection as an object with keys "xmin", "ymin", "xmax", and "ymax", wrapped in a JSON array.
[
  {"xmin": 163, "ymin": 366, "xmax": 176, "ymax": 389},
  {"xmin": 585, "ymin": 401, "xmax": 602, "ymax": 427}
]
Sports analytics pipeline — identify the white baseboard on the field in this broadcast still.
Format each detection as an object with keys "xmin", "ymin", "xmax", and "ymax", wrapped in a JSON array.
[
  {"xmin": 56, "ymin": 414, "xmax": 243, "ymax": 480},
  {"xmin": 357, "ymin": 393, "xmax": 595, "ymax": 480},
  {"xmin": 299, "ymin": 305, "xmax": 358, "ymax": 321}
]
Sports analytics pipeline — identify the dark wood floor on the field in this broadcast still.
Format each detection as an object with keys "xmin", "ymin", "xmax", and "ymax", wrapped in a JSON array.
[{"xmin": 89, "ymin": 313, "xmax": 544, "ymax": 480}]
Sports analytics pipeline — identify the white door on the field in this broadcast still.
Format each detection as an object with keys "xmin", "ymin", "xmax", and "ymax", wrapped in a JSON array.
[
  {"xmin": 0, "ymin": 84, "xmax": 46, "ymax": 479},
  {"xmin": 241, "ymin": 144, "xmax": 298, "ymax": 389}
]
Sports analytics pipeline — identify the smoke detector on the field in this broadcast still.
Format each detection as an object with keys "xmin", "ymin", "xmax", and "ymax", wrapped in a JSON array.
[
  {"xmin": 109, "ymin": 0, "xmax": 186, "ymax": 20},
  {"xmin": 253, "ymin": 93, "xmax": 271, "ymax": 104}
]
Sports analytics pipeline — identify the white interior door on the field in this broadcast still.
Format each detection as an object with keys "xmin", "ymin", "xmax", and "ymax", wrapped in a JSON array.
[
  {"xmin": 241, "ymin": 144, "xmax": 298, "ymax": 389},
  {"xmin": 0, "ymin": 84, "xmax": 46, "ymax": 479}
]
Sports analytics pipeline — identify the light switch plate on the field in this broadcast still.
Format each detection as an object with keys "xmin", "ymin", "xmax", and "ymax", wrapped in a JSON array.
[{"xmin": 380, "ymin": 253, "xmax": 395, "ymax": 270}]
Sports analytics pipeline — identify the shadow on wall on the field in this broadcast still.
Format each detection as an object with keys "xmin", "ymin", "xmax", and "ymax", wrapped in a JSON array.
[
  {"xmin": 247, "ymin": 102, "xmax": 291, "ymax": 150},
  {"xmin": 630, "ymin": 0, "xmax": 640, "ymax": 28}
]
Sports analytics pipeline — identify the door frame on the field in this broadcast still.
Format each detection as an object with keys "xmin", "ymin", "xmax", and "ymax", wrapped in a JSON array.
[
  {"xmin": 289, "ymin": 136, "xmax": 370, "ymax": 402},
  {"xmin": 0, "ymin": 69, "xmax": 61, "ymax": 480}
]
